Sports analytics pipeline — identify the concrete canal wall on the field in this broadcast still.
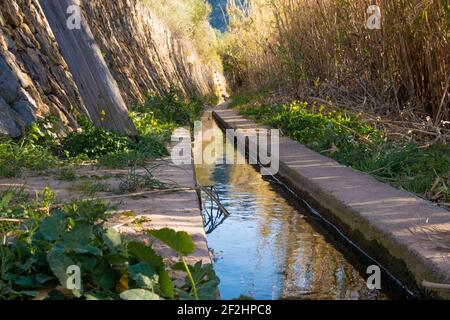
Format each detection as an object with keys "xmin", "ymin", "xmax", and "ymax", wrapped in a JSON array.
[{"xmin": 213, "ymin": 102, "xmax": 450, "ymax": 300}]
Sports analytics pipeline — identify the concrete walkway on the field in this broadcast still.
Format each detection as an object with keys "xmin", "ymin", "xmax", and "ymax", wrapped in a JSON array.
[
  {"xmin": 0, "ymin": 132, "xmax": 210, "ymax": 266},
  {"xmin": 213, "ymin": 102, "xmax": 450, "ymax": 299}
]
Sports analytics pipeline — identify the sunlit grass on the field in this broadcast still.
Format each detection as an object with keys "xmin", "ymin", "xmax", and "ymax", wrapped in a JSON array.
[{"xmin": 235, "ymin": 95, "xmax": 450, "ymax": 203}]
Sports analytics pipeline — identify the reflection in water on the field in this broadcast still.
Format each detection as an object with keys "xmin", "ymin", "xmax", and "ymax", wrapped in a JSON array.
[{"xmin": 195, "ymin": 112, "xmax": 387, "ymax": 300}]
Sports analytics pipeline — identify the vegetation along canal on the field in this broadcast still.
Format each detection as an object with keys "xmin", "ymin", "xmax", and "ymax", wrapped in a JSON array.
[{"xmin": 194, "ymin": 111, "xmax": 409, "ymax": 300}]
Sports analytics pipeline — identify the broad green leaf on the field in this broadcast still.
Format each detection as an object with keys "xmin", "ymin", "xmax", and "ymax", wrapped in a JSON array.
[
  {"xmin": 105, "ymin": 253, "xmax": 129, "ymax": 265},
  {"xmin": 158, "ymin": 269, "xmax": 174, "ymax": 299},
  {"xmin": 72, "ymin": 245, "xmax": 102, "ymax": 256},
  {"xmin": 47, "ymin": 246, "xmax": 76, "ymax": 288},
  {"xmin": 61, "ymin": 224, "xmax": 93, "ymax": 248},
  {"xmin": 14, "ymin": 276, "xmax": 36, "ymax": 288},
  {"xmin": 128, "ymin": 262, "xmax": 158, "ymax": 290},
  {"xmin": 127, "ymin": 242, "xmax": 163, "ymax": 269},
  {"xmin": 91, "ymin": 260, "xmax": 119, "ymax": 290},
  {"xmin": 35, "ymin": 273, "xmax": 55, "ymax": 284},
  {"xmin": 39, "ymin": 211, "xmax": 68, "ymax": 241},
  {"xmin": 77, "ymin": 255, "xmax": 98, "ymax": 271},
  {"xmin": 197, "ymin": 278, "xmax": 220, "ymax": 300},
  {"xmin": 102, "ymin": 228, "xmax": 122, "ymax": 251},
  {"xmin": 147, "ymin": 228, "xmax": 195, "ymax": 256},
  {"xmin": 120, "ymin": 289, "xmax": 161, "ymax": 301},
  {"xmin": 14, "ymin": 239, "xmax": 31, "ymax": 258}
]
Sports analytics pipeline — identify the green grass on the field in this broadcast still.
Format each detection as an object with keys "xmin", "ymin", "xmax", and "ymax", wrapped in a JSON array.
[
  {"xmin": 234, "ymin": 95, "xmax": 450, "ymax": 203},
  {"xmin": 62, "ymin": 124, "xmax": 133, "ymax": 160},
  {"xmin": 137, "ymin": 88, "xmax": 204, "ymax": 127},
  {"xmin": 57, "ymin": 168, "xmax": 77, "ymax": 181}
]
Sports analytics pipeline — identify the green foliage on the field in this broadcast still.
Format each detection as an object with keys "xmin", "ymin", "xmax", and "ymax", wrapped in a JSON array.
[
  {"xmin": 116, "ymin": 165, "xmax": 172, "ymax": 194},
  {"xmin": 0, "ymin": 194, "xmax": 219, "ymax": 300},
  {"xmin": 97, "ymin": 89, "xmax": 204, "ymax": 169},
  {"xmin": 138, "ymin": 88, "xmax": 204, "ymax": 127},
  {"xmin": 0, "ymin": 140, "xmax": 59, "ymax": 177},
  {"xmin": 148, "ymin": 228, "xmax": 218, "ymax": 300},
  {"xmin": 77, "ymin": 180, "xmax": 111, "ymax": 196},
  {"xmin": 237, "ymin": 97, "xmax": 450, "ymax": 202},
  {"xmin": 62, "ymin": 125, "xmax": 133, "ymax": 160},
  {"xmin": 148, "ymin": 228, "xmax": 195, "ymax": 256},
  {"xmin": 0, "ymin": 88, "xmax": 204, "ymax": 174},
  {"xmin": 0, "ymin": 117, "xmax": 61, "ymax": 178}
]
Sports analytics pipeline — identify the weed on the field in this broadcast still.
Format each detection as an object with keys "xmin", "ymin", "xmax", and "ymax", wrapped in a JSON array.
[
  {"xmin": 236, "ymin": 97, "xmax": 450, "ymax": 202},
  {"xmin": 62, "ymin": 125, "xmax": 133, "ymax": 159},
  {"xmin": 0, "ymin": 193, "xmax": 219, "ymax": 300},
  {"xmin": 57, "ymin": 168, "xmax": 76, "ymax": 181},
  {"xmin": 116, "ymin": 164, "xmax": 172, "ymax": 194},
  {"xmin": 138, "ymin": 88, "xmax": 203, "ymax": 127},
  {"xmin": 77, "ymin": 180, "xmax": 111, "ymax": 196},
  {"xmin": 0, "ymin": 140, "xmax": 59, "ymax": 178}
]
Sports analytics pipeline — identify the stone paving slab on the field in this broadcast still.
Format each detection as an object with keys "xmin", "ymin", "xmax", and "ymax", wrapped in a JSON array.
[{"xmin": 213, "ymin": 102, "xmax": 450, "ymax": 299}]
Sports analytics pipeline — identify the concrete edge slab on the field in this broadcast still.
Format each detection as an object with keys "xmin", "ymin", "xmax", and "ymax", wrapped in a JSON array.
[{"xmin": 213, "ymin": 103, "xmax": 450, "ymax": 299}]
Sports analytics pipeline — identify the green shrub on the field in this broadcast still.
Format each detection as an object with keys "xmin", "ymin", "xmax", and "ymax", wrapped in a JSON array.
[
  {"xmin": 57, "ymin": 168, "xmax": 77, "ymax": 181},
  {"xmin": 62, "ymin": 127, "xmax": 133, "ymax": 159},
  {"xmin": 0, "ymin": 139, "xmax": 59, "ymax": 178},
  {"xmin": 140, "ymin": 88, "xmax": 203, "ymax": 126},
  {"xmin": 0, "ymin": 90, "xmax": 202, "ymax": 173}
]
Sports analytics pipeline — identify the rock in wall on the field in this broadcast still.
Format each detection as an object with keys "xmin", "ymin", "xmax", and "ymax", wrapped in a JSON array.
[
  {"xmin": 0, "ymin": 0, "xmax": 88, "ymax": 138},
  {"xmin": 81, "ymin": 0, "xmax": 215, "ymax": 105},
  {"xmin": 0, "ymin": 0, "xmax": 217, "ymax": 138},
  {"xmin": 40, "ymin": 0, "xmax": 138, "ymax": 137}
]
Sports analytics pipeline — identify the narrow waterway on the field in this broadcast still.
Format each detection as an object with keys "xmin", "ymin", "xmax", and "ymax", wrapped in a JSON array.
[{"xmin": 194, "ymin": 112, "xmax": 390, "ymax": 300}]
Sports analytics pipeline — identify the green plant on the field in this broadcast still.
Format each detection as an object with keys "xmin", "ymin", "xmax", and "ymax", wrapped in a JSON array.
[
  {"xmin": 0, "ymin": 139, "xmax": 60, "ymax": 178},
  {"xmin": 236, "ymin": 97, "xmax": 450, "ymax": 202},
  {"xmin": 116, "ymin": 164, "xmax": 172, "ymax": 194},
  {"xmin": 148, "ymin": 228, "xmax": 219, "ymax": 300},
  {"xmin": 57, "ymin": 168, "xmax": 77, "ymax": 181},
  {"xmin": 62, "ymin": 126, "xmax": 133, "ymax": 160},
  {"xmin": 77, "ymin": 180, "xmax": 111, "ymax": 196},
  {"xmin": 0, "ymin": 196, "xmax": 219, "ymax": 300},
  {"xmin": 0, "ymin": 116, "xmax": 62, "ymax": 178},
  {"xmin": 139, "ymin": 88, "xmax": 203, "ymax": 127}
]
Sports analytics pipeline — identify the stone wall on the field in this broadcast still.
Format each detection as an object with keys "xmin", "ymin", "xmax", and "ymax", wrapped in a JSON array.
[
  {"xmin": 0, "ymin": 0, "xmax": 87, "ymax": 137},
  {"xmin": 82, "ymin": 0, "xmax": 215, "ymax": 105},
  {"xmin": 0, "ymin": 0, "xmax": 216, "ymax": 138}
]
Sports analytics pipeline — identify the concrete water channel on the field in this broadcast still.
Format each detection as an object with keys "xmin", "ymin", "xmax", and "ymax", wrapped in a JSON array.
[{"xmin": 194, "ymin": 111, "xmax": 409, "ymax": 300}]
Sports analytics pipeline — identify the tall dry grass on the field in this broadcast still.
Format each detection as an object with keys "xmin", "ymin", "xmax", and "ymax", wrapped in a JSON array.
[{"xmin": 222, "ymin": 0, "xmax": 450, "ymax": 123}]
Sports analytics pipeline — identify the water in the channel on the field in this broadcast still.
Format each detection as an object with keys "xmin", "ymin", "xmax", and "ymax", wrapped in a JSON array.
[{"xmin": 194, "ymin": 111, "xmax": 390, "ymax": 300}]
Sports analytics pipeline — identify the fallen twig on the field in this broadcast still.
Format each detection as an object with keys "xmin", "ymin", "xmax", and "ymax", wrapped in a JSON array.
[{"xmin": 0, "ymin": 218, "xmax": 24, "ymax": 223}]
